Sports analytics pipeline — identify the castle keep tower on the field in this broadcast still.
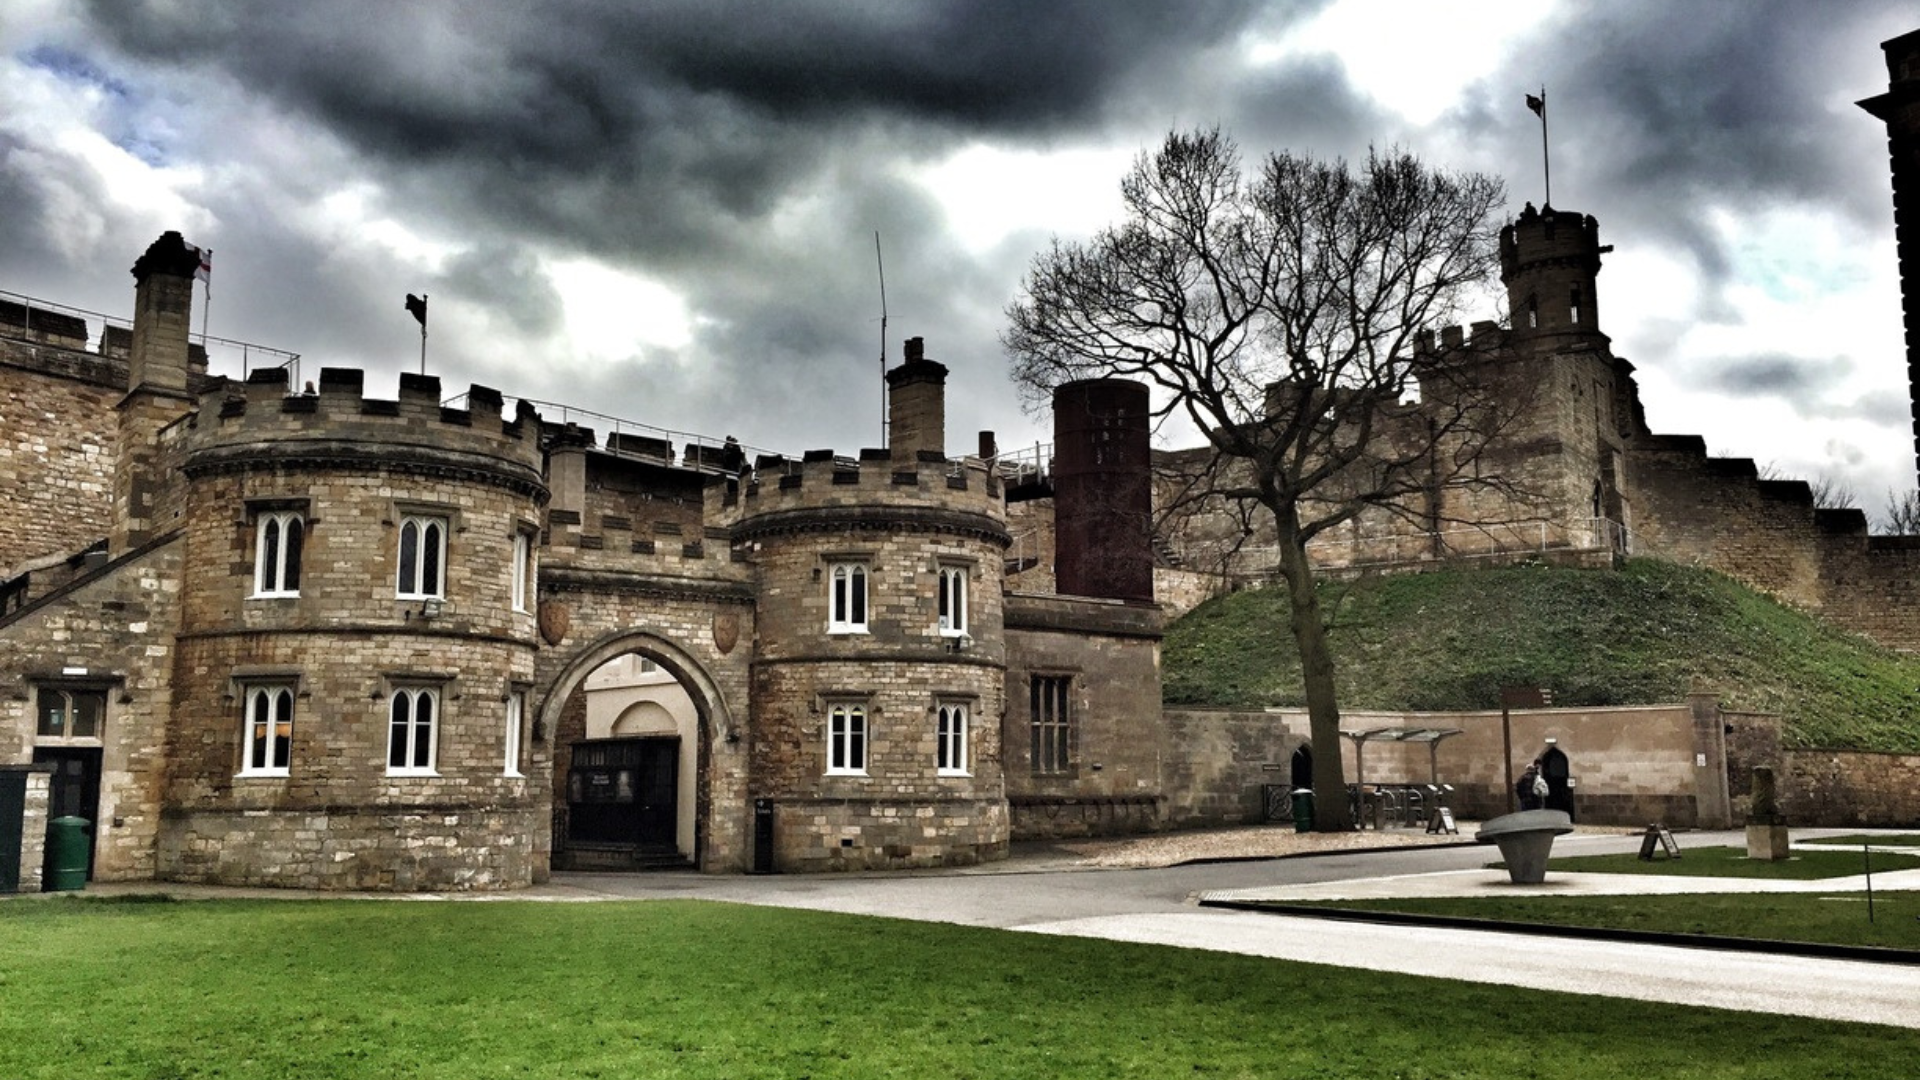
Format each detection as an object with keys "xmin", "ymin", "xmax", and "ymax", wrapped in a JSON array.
[
  {"xmin": 159, "ymin": 366, "xmax": 550, "ymax": 889},
  {"xmin": 1859, "ymin": 28, "xmax": 1920, "ymax": 486},
  {"xmin": 719, "ymin": 338, "xmax": 1011, "ymax": 870}
]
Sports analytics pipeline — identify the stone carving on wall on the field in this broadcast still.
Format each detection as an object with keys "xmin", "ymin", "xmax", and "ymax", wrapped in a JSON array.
[
  {"xmin": 712, "ymin": 612, "xmax": 739, "ymax": 655},
  {"xmin": 537, "ymin": 600, "xmax": 570, "ymax": 646}
]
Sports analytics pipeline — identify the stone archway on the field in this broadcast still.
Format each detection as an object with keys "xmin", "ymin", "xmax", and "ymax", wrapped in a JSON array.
[{"xmin": 534, "ymin": 630, "xmax": 739, "ymax": 873}]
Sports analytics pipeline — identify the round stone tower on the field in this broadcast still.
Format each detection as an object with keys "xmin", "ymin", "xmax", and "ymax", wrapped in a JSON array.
[
  {"xmin": 718, "ymin": 338, "xmax": 1011, "ymax": 870},
  {"xmin": 1499, "ymin": 203, "xmax": 1612, "ymax": 346},
  {"xmin": 160, "ymin": 365, "xmax": 549, "ymax": 890}
]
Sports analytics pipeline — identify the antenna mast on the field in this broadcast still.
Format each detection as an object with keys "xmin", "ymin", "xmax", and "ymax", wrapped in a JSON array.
[{"xmin": 875, "ymin": 231, "xmax": 889, "ymax": 446}]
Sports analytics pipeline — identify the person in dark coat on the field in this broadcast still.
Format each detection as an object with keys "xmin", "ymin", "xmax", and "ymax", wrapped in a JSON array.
[{"xmin": 1516, "ymin": 760, "xmax": 1547, "ymax": 810}]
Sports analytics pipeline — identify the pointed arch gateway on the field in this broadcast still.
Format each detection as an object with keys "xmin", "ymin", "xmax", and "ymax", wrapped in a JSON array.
[{"xmin": 535, "ymin": 629, "xmax": 740, "ymax": 873}]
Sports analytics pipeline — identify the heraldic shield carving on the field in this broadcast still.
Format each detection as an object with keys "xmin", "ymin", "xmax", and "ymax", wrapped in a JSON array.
[
  {"xmin": 537, "ymin": 600, "xmax": 571, "ymax": 646},
  {"xmin": 712, "ymin": 612, "xmax": 740, "ymax": 655}
]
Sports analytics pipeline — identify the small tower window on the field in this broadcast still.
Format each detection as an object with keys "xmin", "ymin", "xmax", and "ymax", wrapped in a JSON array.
[
  {"xmin": 1569, "ymin": 285, "xmax": 1582, "ymax": 325},
  {"xmin": 1526, "ymin": 296, "xmax": 1538, "ymax": 330},
  {"xmin": 397, "ymin": 515, "xmax": 447, "ymax": 599},
  {"xmin": 828, "ymin": 562, "xmax": 869, "ymax": 634},
  {"xmin": 252, "ymin": 510, "xmax": 304, "ymax": 598}
]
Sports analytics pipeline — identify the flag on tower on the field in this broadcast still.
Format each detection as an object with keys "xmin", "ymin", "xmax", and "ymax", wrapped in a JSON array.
[
  {"xmin": 405, "ymin": 293, "xmax": 427, "ymax": 327},
  {"xmin": 1525, "ymin": 92, "xmax": 1544, "ymax": 116},
  {"xmin": 188, "ymin": 244, "xmax": 212, "ymax": 283}
]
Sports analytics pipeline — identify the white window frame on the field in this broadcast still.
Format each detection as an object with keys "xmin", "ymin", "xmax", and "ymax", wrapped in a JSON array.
[
  {"xmin": 252, "ymin": 510, "xmax": 304, "ymax": 598},
  {"xmin": 827, "ymin": 562, "xmax": 869, "ymax": 634},
  {"xmin": 826, "ymin": 702, "xmax": 868, "ymax": 776},
  {"xmin": 396, "ymin": 514, "xmax": 448, "ymax": 600},
  {"xmin": 387, "ymin": 686, "xmax": 440, "ymax": 776},
  {"xmin": 936, "ymin": 701, "xmax": 969, "ymax": 777},
  {"xmin": 937, "ymin": 565, "xmax": 969, "ymax": 636},
  {"xmin": 510, "ymin": 532, "xmax": 532, "ymax": 613},
  {"xmin": 239, "ymin": 684, "xmax": 295, "ymax": 777},
  {"xmin": 503, "ymin": 690, "xmax": 525, "ymax": 777}
]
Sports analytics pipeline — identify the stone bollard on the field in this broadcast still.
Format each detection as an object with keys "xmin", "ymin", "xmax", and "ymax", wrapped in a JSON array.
[
  {"xmin": 1476, "ymin": 810, "xmax": 1574, "ymax": 884},
  {"xmin": 1745, "ymin": 765, "xmax": 1790, "ymax": 861}
]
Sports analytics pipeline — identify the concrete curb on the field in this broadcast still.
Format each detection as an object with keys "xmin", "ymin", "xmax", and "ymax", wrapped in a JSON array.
[{"xmin": 1197, "ymin": 898, "xmax": 1920, "ymax": 967}]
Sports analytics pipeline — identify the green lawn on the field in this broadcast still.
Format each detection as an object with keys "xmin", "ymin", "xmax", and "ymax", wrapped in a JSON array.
[
  {"xmin": 1533, "ymin": 845, "xmax": 1920, "ymax": 879},
  {"xmin": 1293, "ymin": 891, "xmax": 1920, "ymax": 951},
  {"xmin": 1801, "ymin": 834, "xmax": 1920, "ymax": 848},
  {"xmin": 2, "ymin": 896, "xmax": 1915, "ymax": 1078},
  {"xmin": 1163, "ymin": 559, "xmax": 1920, "ymax": 750}
]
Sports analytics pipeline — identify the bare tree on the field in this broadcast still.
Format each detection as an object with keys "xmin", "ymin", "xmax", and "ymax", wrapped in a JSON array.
[
  {"xmin": 1882, "ymin": 489, "xmax": 1920, "ymax": 534},
  {"xmin": 1757, "ymin": 463, "xmax": 1857, "ymax": 512},
  {"xmin": 1004, "ymin": 129, "xmax": 1509, "ymax": 829}
]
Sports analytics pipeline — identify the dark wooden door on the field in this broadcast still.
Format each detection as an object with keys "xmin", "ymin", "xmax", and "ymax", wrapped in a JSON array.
[
  {"xmin": 567, "ymin": 738, "xmax": 678, "ymax": 850},
  {"xmin": 0, "ymin": 771, "xmax": 24, "ymax": 893},
  {"xmin": 32, "ymin": 747, "xmax": 102, "ymax": 878}
]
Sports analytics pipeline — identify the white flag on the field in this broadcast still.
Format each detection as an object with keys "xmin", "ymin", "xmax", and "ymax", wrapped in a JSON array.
[{"xmin": 188, "ymin": 243, "xmax": 212, "ymax": 284}]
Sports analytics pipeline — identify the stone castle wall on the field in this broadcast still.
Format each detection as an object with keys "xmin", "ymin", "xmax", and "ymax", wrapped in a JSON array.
[
  {"xmin": 0, "ymin": 537, "xmax": 183, "ymax": 881},
  {"xmin": 1225, "ymin": 702, "xmax": 1713, "ymax": 827},
  {"xmin": 1627, "ymin": 435, "xmax": 1920, "ymax": 652},
  {"xmin": 1777, "ymin": 749, "xmax": 1920, "ymax": 827},
  {"xmin": 0, "ymin": 332, "xmax": 122, "ymax": 578}
]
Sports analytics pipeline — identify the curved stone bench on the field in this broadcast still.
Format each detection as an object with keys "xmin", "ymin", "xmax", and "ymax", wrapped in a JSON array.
[{"xmin": 1476, "ymin": 809, "xmax": 1574, "ymax": 884}]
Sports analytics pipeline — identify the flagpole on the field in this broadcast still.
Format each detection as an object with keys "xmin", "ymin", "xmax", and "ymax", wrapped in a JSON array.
[
  {"xmin": 406, "ymin": 293, "xmax": 429, "ymax": 375},
  {"xmin": 1538, "ymin": 86, "xmax": 1551, "ymax": 206},
  {"xmin": 196, "ymin": 248, "xmax": 211, "ymax": 363}
]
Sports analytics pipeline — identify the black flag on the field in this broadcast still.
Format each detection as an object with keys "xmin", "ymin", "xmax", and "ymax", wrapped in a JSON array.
[
  {"xmin": 1525, "ymin": 93, "xmax": 1544, "ymax": 116},
  {"xmin": 405, "ymin": 293, "xmax": 428, "ymax": 327}
]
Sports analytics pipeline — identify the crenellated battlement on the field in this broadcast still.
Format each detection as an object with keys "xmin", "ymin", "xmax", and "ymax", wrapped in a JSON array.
[
  {"xmin": 1500, "ymin": 204, "xmax": 1605, "ymax": 280},
  {"xmin": 716, "ymin": 446, "xmax": 1007, "ymax": 544},
  {"xmin": 181, "ymin": 365, "xmax": 545, "ymax": 490}
]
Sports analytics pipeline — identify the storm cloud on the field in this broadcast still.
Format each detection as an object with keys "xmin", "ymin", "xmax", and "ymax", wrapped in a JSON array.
[{"xmin": 0, "ymin": 0, "xmax": 1913, "ymax": 499}]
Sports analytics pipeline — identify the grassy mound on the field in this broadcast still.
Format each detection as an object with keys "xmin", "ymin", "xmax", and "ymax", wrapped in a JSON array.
[{"xmin": 1162, "ymin": 558, "xmax": 1920, "ymax": 752}]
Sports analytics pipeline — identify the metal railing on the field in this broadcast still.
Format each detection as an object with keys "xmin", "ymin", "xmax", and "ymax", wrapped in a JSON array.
[
  {"xmin": 989, "ymin": 441, "xmax": 1052, "ymax": 489},
  {"xmin": 0, "ymin": 288, "xmax": 299, "ymax": 384},
  {"xmin": 439, "ymin": 392, "xmax": 791, "ymax": 476}
]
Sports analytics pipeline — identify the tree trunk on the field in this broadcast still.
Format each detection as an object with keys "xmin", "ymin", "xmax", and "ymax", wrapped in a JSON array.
[{"xmin": 1274, "ymin": 503, "xmax": 1350, "ymax": 830}]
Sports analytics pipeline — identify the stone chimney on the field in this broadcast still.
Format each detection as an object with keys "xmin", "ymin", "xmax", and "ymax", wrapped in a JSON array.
[
  {"xmin": 112, "ymin": 231, "xmax": 201, "ymax": 553},
  {"xmin": 886, "ymin": 336, "xmax": 948, "ymax": 460}
]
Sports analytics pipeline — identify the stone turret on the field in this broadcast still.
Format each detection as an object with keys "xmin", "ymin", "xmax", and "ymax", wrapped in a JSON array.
[{"xmin": 1499, "ymin": 204, "xmax": 1612, "ymax": 347}]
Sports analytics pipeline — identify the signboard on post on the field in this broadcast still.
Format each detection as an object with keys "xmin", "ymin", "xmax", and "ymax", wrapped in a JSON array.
[{"xmin": 1498, "ymin": 686, "xmax": 1553, "ymax": 814}]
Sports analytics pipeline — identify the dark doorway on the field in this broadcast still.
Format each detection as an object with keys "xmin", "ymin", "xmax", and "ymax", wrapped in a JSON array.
[
  {"xmin": 32, "ymin": 747, "xmax": 102, "ymax": 879},
  {"xmin": 1290, "ymin": 745, "xmax": 1313, "ymax": 790},
  {"xmin": 1541, "ymin": 744, "xmax": 1574, "ymax": 820},
  {"xmin": 565, "ymin": 737, "xmax": 680, "ymax": 866}
]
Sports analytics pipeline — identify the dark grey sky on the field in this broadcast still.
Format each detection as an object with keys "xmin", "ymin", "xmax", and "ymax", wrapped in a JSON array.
[{"xmin": 2, "ymin": 0, "xmax": 1913, "ymax": 507}]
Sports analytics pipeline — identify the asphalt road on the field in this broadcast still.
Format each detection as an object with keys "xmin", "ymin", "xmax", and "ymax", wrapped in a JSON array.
[{"xmin": 547, "ymin": 831, "xmax": 1920, "ymax": 1030}]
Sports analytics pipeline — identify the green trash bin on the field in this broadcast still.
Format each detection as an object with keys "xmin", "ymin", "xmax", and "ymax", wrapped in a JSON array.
[
  {"xmin": 44, "ymin": 816, "xmax": 90, "ymax": 892},
  {"xmin": 1290, "ymin": 789, "xmax": 1315, "ymax": 833}
]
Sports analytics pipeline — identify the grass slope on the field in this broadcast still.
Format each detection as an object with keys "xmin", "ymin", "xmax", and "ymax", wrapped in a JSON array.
[
  {"xmin": 1163, "ymin": 558, "xmax": 1920, "ymax": 751},
  {"xmin": 2, "ymin": 897, "xmax": 1916, "ymax": 1078}
]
